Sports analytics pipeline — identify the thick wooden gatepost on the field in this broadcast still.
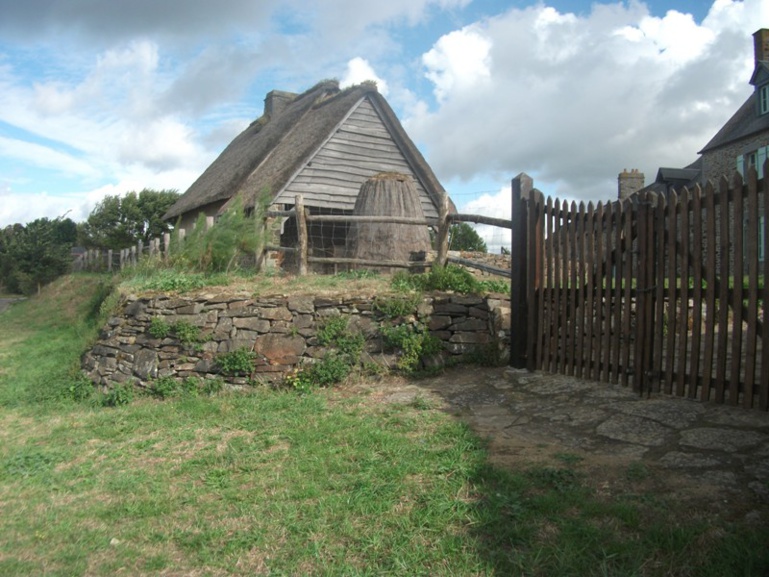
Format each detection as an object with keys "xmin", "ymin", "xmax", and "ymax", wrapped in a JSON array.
[{"xmin": 510, "ymin": 173, "xmax": 534, "ymax": 368}]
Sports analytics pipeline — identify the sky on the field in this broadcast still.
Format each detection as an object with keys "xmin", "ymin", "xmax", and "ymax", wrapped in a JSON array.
[{"xmin": 0, "ymin": 0, "xmax": 766, "ymax": 251}]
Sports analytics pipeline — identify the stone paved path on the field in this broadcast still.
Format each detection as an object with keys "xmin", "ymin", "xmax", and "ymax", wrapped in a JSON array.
[{"xmin": 359, "ymin": 365, "xmax": 769, "ymax": 524}]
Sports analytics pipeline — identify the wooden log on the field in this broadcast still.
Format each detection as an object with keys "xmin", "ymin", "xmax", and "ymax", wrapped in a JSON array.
[
  {"xmin": 308, "ymin": 214, "xmax": 437, "ymax": 226},
  {"xmin": 436, "ymin": 193, "xmax": 451, "ymax": 267},
  {"xmin": 449, "ymin": 213, "xmax": 513, "ymax": 229},
  {"xmin": 445, "ymin": 256, "xmax": 511, "ymax": 278},
  {"xmin": 308, "ymin": 257, "xmax": 426, "ymax": 269}
]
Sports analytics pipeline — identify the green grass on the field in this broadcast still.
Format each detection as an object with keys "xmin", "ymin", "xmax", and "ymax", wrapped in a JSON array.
[{"xmin": 0, "ymin": 274, "xmax": 767, "ymax": 576}]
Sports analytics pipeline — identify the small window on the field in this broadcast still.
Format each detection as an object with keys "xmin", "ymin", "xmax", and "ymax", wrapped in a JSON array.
[
  {"xmin": 737, "ymin": 146, "xmax": 769, "ymax": 178},
  {"xmin": 761, "ymin": 84, "xmax": 769, "ymax": 115}
]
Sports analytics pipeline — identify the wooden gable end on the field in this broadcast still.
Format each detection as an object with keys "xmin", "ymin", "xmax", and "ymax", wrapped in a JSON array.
[{"xmin": 274, "ymin": 97, "xmax": 439, "ymax": 218}]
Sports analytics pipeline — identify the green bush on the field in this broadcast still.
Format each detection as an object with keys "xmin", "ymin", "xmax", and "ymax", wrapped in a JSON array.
[
  {"xmin": 392, "ymin": 264, "xmax": 508, "ymax": 295},
  {"xmin": 202, "ymin": 377, "xmax": 224, "ymax": 396},
  {"xmin": 373, "ymin": 294, "xmax": 421, "ymax": 318},
  {"xmin": 149, "ymin": 317, "xmax": 171, "ymax": 339},
  {"xmin": 168, "ymin": 196, "xmax": 267, "ymax": 274},
  {"xmin": 102, "ymin": 383, "xmax": 134, "ymax": 407},
  {"xmin": 66, "ymin": 373, "xmax": 95, "ymax": 402},
  {"xmin": 172, "ymin": 321, "xmax": 202, "ymax": 346},
  {"xmin": 316, "ymin": 316, "xmax": 364, "ymax": 361},
  {"xmin": 216, "ymin": 348, "xmax": 256, "ymax": 376},
  {"xmin": 149, "ymin": 376, "xmax": 180, "ymax": 399},
  {"xmin": 284, "ymin": 354, "xmax": 352, "ymax": 393},
  {"xmin": 381, "ymin": 322, "xmax": 442, "ymax": 373}
]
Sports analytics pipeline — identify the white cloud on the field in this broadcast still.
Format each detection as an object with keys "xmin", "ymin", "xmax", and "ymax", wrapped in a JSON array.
[
  {"xmin": 422, "ymin": 27, "xmax": 491, "ymax": 102},
  {"xmin": 340, "ymin": 57, "xmax": 389, "ymax": 95},
  {"xmin": 408, "ymin": 0, "xmax": 768, "ymax": 203}
]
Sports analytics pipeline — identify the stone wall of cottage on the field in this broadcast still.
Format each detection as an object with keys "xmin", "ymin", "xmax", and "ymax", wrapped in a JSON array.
[
  {"xmin": 701, "ymin": 132, "xmax": 769, "ymax": 185},
  {"xmin": 82, "ymin": 291, "xmax": 511, "ymax": 389}
]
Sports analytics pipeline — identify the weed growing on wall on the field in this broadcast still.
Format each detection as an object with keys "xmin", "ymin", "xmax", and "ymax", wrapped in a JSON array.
[
  {"xmin": 148, "ymin": 317, "xmax": 202, "ymax": 347},
  {"xmin": 215, "ymin": 348, "xmax": 256, "ymax": 377},
  {"xmin": 172, "ymin": 321, "xmax": 202, "ymax": 346},
  {"xmin": 373, "ymin": 294, "xmax": 421, "ymax": 318},
  {"xmin": 149, "ymin": 317, "xmax": 171, "ymax": 339},
  {"xmin": 381, "ymin": 322, "xmax": 442, "ymax": 373},
  {"xmin": 283, "ymin": 317, "xmax": 363, "ymax": 393}
]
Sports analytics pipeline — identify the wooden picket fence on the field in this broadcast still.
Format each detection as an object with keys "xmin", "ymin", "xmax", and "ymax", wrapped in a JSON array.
[{"xmin": 510, "ymin": 169, "xmax": 769, "ymax": 411}]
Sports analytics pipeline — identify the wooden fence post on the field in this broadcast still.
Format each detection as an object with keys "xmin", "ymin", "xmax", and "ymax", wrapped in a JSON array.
[
  {"xmin": 510, "ymin": 173, "xmax": 533, "ymax": 368},
  {"xmin": 107, "ymin": 250, "xmax": 113, "ymax": 273},
  {"xmin": 435, "ymin": 192, "xmax": 450, "ymax": 267},
  {"xmin": 206, "ymin": 216, "xmax": 214, "ymax": 230},
  {"xmin": 163, "ymin": 233, "xmax": 171, "ymax": 260},
  {"xmin": 296, "ymin": 195, "xmax": 308, "ymax": 276}
]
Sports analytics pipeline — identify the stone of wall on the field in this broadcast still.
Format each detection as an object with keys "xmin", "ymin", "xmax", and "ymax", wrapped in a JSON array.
[
  {"xmin": 82, "ymin": 291, "xmax": 511, "ymax": 389},
  {"xmin": 701, "ymin": 132, "xmax": 769, "ymax": 185}
]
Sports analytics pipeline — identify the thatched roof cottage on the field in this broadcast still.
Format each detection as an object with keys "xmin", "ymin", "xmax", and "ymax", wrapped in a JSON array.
[{"xmin": 163, "ymin": 80, "xmax": 451, "ymax": 263}]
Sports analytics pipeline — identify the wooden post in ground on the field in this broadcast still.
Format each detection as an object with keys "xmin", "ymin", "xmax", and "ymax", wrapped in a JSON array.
[
  {"xmin": 163, "ymin": 233, "xmax": 171, "ymax": 260},
  {"xmin": 435, "ymin": 192, "xmax": 450, "ymax": 268},
  {"xmin": 107, "ymin": 250, "xmax": 113, "ymax": 273},
  {"xmin": 296, "ymin": 195, "xmax": 308, "ymax": 276},
  {"xmin": 510, "ymin": 173, "xmax": 533, "ymax": 369}
]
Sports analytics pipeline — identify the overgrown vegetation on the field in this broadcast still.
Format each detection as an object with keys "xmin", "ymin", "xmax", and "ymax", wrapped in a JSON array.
[
  {"xmin": 0, "ymin": 275, "xmax": 768, "ymax": 576},
  {"xmin": 392, "ymin": 264, "xmax": 508, "ymax": 294},
  {"xmin": 215, "ymin": 348, "xmax": 257, "ymax": 377},
  {"xmin": 284, "ymin": 316, "xmax": 364, "ymax": 393},
  {"xmin": 381, "ymin": 322, "xmax": 442, "ymax": 373},
  {"xmin": 0, "ymin": 216, "xmax": 78, "ymax": 295}
]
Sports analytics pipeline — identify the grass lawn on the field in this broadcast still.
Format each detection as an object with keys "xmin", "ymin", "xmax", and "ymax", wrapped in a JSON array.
[{"xmin": 0, "ymin": 274, "xmax": 767, "ymax": 576}]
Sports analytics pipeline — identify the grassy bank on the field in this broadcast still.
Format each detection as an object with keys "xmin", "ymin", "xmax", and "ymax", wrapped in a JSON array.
[{"xmin": 0, "ymin": 274, "xmax": 767, "ymax": 576}]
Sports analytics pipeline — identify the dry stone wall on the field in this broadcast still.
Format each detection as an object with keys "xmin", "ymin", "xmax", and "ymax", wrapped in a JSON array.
[{"xmin": 83, "ymin": 291, "xmax": 511, "ymax": 389}]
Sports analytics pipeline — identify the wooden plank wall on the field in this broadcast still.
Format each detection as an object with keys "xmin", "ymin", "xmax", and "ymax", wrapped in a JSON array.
[
  {"xmin": 277, "ymin": 98, "xmax": 439, "ymax": 218},
  {"xmin": 519, "ymin": 168, "xmax": 768, "ymax": 410}
]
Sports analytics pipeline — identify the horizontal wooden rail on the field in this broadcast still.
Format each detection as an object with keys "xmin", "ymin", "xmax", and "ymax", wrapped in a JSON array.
[
  {"xmin": 305, "ymin": 214, "xmax": 438, "ymax": 226},
  {"xmin": 307, "ymin": 256, "xmax": 431, "ymax": 269},
  {"xmin": 449, "ymin": 213, "xmax": 513, "ymax": 229},
  {"xmin": 447, "ymin": 256, "xmax": 511, "ymax": 278}
]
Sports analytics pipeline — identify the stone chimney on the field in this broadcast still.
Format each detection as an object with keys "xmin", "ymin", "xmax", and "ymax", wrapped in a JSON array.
[
  {"xmin": 754, "ymin": 28, "xmax": 769, "ymax": 64},
  {"xmin": 263, "ymin": 90, "xmax": 297, "ymax": 119},
  {"xmin": 618, "ymin": 168, "xmax": 644, "ymax": 200}
]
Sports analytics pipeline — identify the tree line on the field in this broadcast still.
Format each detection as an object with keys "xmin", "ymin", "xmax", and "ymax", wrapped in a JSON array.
[
  {"xmin": 1, "ymin": 188, "xmax": 490, "ymax": 295},
  {"xmin": 0, "ymin": 189, "xmax": 179, "ymax": 295}
]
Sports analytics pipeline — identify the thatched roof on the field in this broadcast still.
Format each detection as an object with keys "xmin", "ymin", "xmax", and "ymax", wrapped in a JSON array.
[{"xmin": 164, "ymin": 80, "xmax": 449, "ymax": 220}]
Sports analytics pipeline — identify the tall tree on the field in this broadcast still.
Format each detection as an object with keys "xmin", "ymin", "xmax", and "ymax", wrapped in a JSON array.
[
  {"xmin": 0, "ymin": 217, "xmax": 76, "ymax": 295},
  {"xmin": 78, "ymin": 189, "xmax": 179, "ymax": 249},
  {"xmin": 448, "ymin": 222, "xmax": 488, "ymax": 253}
]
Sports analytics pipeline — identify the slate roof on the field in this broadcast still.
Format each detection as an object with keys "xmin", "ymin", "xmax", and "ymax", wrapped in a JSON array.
[{"xmin": 698, "ymin": 91, "xmax": 769, "ymax": 154}]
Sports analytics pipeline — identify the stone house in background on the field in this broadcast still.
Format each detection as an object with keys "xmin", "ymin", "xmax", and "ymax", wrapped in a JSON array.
[
  {"xmin": 619, "ymin": 28, "xmax": 769, "ymax": 200},
  {"xmin": 163, "ymin": 80, "xmax": 451, "ymax": 268}
]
